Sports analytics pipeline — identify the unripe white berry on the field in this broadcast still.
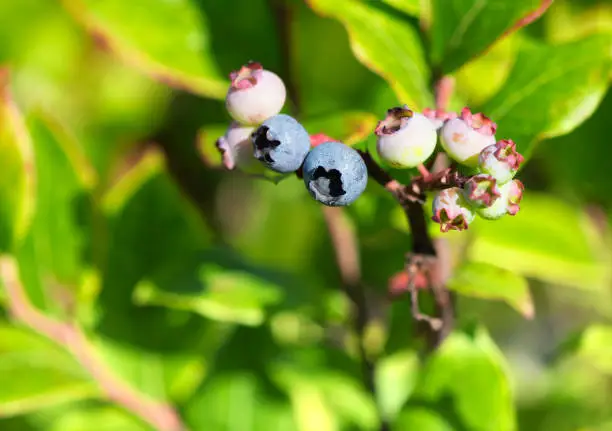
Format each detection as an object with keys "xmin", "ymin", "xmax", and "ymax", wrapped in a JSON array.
[
  {"xmin": 476, "ymin": 179, "xmax": 524, "ymax": 220},
  {"xmin": 375, "ymin": 106, "xmax": 437, "ymax": 168},
  {"xmin": 225, "ymin": 62, "xmax": 286, "ymax": 126},
  {"xmin": 440, "ymin": 107, "xmax": 496, "ymax": 167},
  {"xmin": 463, "ymin": 174, "xmax": 501, "ymax": 208},
  {"xmin": 432, "ymin": 187, "xmax": 476, "ymax": 232},
  {"xmin": 216, "ymin": 122, "xmax": 263, "ymax": 173},
  {"xmin": 478, "ymin": 139, "xmax": 524, "ymax": 185}
]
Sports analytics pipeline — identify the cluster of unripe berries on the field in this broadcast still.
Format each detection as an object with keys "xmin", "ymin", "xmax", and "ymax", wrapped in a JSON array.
[
  {"xmin": 218, "ymin": 61, "xmax": 367, "ymax": 206},
  {"xmin": 376, "ymin": 105, "xmax": 524, "ymax": 231},
  {"xmin": 217, "ymin": 62, "xmax": 525, "ymax": 231}
]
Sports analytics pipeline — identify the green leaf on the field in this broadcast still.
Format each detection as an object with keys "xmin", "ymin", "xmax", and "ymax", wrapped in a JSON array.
[
  {"xmin": 429, "ymin": 0, "xmax": 550, "ymax": 73},
  {"xmin": 133, "ymin": 259, "xmax": 284, "ymax": 326},
  {"xmin": 482, "ymin": 34, "xmax": 612, "ymax": 156},
  {"xmin": 13, "ymin": 115, "xmax": 95, "ymax": 314},
  {"xmin": 46, "ymin": 405, "xmax": 152, "ymax": 431},
  {"xmin": 414, "ymin": 327, "xmax": 516, "ymax": 431},
  {"xmin": 95, "ymin": 158, "xmax": 216, "ymax": 352},
  {"xmin": 63, "ymin": 0, "xmax": 228, "ymax": 98},
  {"xmin": 101, "ymin": 148, "xmax": 164, "ymax": 216},
  {"xmin": 0, "ymin": 71, "xmax": 35, "ymax": 252},
  {"xmin": 469, "ymin": 193, "xmax": 611, "ymax": 292},
  {"xmin": 447, "ymin": 262, "xmax": 534, "ymax": 318},
  {"xmin": 545, "ymin": 0, "xmax": 612, "ymax": 43},
  {"xmin": 395, "ymin": 408, "xmax": 454, "ymax": 431},
  {"xmin": 273, "ymin": 365, "xmax": 378, "ymax": 431},
  {"xmin": 575, "ymin": 324, "xmax": 612, "ymax": 375},
  {"xmin": 376, "ymin": 350, "xmax": 420, "ymax": 421},
  {"xmin": 302, "ymin": 111, "xmax": 378, "ymax": 147},
  {"xmin": 380, "ymin": 0, "xmax": 421, "ymax": 17},
  {"xmin": 89, "ymin": 333, "xmax": 211, "ymax": 403},
  {"xmin": 0, "ymin": 324, "xmax": 97, "ymax": 417},
  {"xmin": 195, "ymin": 124, "xmax": 227, "ymax": 169},
  {"xmin": 185, "ymin": 372, "xmax": 297, "ymax": 431},
  {"xmin": 455, "ymin": 35, "xmax": 518, "ymax": 106},
  {"xmin": 306, "ymin": 0, "xmax": 433, "ymax": 109}
]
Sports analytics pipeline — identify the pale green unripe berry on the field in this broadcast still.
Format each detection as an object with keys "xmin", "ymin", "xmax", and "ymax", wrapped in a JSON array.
[
  {"xmin": 432, "ymin": 187, "xmax": 476, "ymax": 232},
  {"xmin": 478, "ymin": 139, "xmax": 525, "ymax": 185},
  {"xmin": 375, "ymin": 106, "xmax": 437, "ymax": 168},
  {"xmin": 476, "ymin": 179, "xmax": 524, "ymax": 220},
  {"xmin": 440, "ymin": 107, "xmax": 497, "ymax": 167}
]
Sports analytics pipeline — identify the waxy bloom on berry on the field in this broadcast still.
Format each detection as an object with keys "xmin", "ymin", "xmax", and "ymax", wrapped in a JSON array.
[
  {"xmin": 251, "ymin": 114, "xmax": 310, "ymax": 173},
  {"xmin": 432, "ymin": 187, "xmax": 476, "ymax": 232},
  {"xmin": 375, "ymin": 106, "xmax": 437, "ymax": 168},
  {"xmin": 302, "ymin": 142, "xmax": 368, "ymax": 206},
  {"xmin": 225, "ymin": 61, "xmax": 286, "ymax": 126},
  {"xmin": 440, "ymin": 107, "xmax": 497, "ymax": 167},
  {"xmin": 479, "ymin": 139, "xmax": 524, "ymax": 185}
]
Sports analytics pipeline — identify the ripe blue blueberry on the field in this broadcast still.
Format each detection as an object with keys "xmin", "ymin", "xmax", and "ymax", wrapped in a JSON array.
[
  {"xmin": 251, "ymin": 114, "xmax": 310, "ymax": 173},
  {"xmin": 302, "ymin": 142, "xmax": 368, "ymax": 206}
]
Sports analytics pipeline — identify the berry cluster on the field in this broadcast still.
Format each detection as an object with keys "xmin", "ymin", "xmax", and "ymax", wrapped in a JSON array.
[
  {"xmin": 375, "ymin": 105, "xmax": 524, "ymax": 232},
  {"xmin": 218, "ymin": 61, "xmax": 368, "ymax": 206},
  {"xmin": 216, "ymin": 62, "xmax": 525, "ymax": 231}
]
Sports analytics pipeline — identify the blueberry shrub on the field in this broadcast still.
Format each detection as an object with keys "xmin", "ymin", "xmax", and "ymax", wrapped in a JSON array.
[{"xmin": 0, "ymin": 1, "xmax": 611, "ymax": 430}]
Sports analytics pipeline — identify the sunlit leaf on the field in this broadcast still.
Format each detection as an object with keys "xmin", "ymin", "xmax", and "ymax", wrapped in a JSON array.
[
  {"xmin": 306, "ymin": 0, "xmax": 433, "ymax": 109},
  {"xmin": 0, "ymin": 70, "xmax": 35, "ymax": 252},
  {"xmin": 133, "ymin": 260, "xmax": 284, "ymax": 326},
  {"xmin": 395, "ymin": 408, "xmax": 454, "ymax": 431},
  {"xmin": 483, "ymin": 34, "xmax": 612, "ymax": 156},
  {"xmin": 448, "ymin": 262, "xmax": 534, "ymax": 318},
  {"xmin": 429, "ymin": 0, "xmax": 551, "ymax": 73},
  {"xmin": 414, "ymin": 326, "xmax": 516, "ymax": 431},
  {"xmin": 0, "ymin": 324, "xmax": 97, "ymax": 417},
  {"xmin": 63, "ymin": 0, "xmax": 228, "ymax": 98},
  {"xmin": 469, "ymin": 193, "xmax": 612, "ymax": 292},
  {"xmin": 376, "ymin": 350, "xmax": 420, "ymax": 421}
]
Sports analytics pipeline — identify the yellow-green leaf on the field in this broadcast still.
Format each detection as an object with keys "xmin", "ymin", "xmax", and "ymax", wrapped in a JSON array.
[
  {"xmin": 0, "ymin": 70, "xmax": 35, "ymax": 253},
  {"xmin": 306, "ymin": 0, "xmax": 433, "ymax": 109},
  {"xmin": 63, "ymin": 0, "xmax": 228, "ymax": 99},
  {"xmin": 448, "ymin": 262, "xmax": 534, "ymax": 318}
]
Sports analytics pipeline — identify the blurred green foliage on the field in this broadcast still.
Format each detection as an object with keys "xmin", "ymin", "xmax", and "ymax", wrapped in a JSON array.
[{"xmin": 0, "ymin": 0, "xmax": 611, "ymax": 430}]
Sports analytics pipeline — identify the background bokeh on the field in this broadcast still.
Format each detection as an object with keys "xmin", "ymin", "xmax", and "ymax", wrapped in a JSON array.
[{"xmin": 0, "ymin": 0, "xmax": 611, "ymax": 430}]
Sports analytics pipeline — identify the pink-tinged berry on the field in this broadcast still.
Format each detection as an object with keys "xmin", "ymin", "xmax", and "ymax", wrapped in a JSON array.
[
  {"xmin": 479, "ymin": 139, "xmax": 525, "ymax": 184},
  {"xmin": 476, "ymin": 179, "xmax": 524, "ymax": 220},
  {"xmin": 507, "ymin": 179, "xmax": 524, "ymax": 215},
  {"xmin": 375, "ymin": 106, "xmax": 437, "ymax": 168},
  {"xmin": 440, "ymin": 107, "xmax": 497, "ymax": 167},
  {"xmin": 216, "ymin": 122, "xmax": 262, "ymax": 173},
  {"xmin": 225, "ymin": 61, "xmax": 286, "ymax": 126},
  {"xmin": 432, "ymin": 187, "xmax": 476, "ymax": 233},
  {"xmin": 463, "ymin": 174, "xmax": 501, "ymax": 208},
  {"xmin": 422, "ymin": 107, "xmax": 458, "ymax": 130}
]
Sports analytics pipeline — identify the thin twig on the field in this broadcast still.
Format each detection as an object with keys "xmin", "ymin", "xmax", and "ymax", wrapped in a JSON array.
[
  {"xmin": 435, "ymin": 76, "xmax": 455, "ymax": 112},
  {"xmin": 321, "ymin": 207, "xmax": 390, "ymax": 431},
  {"xmin": 0, "ymin": 256, "xmax": 185, "ymax": 431}
]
